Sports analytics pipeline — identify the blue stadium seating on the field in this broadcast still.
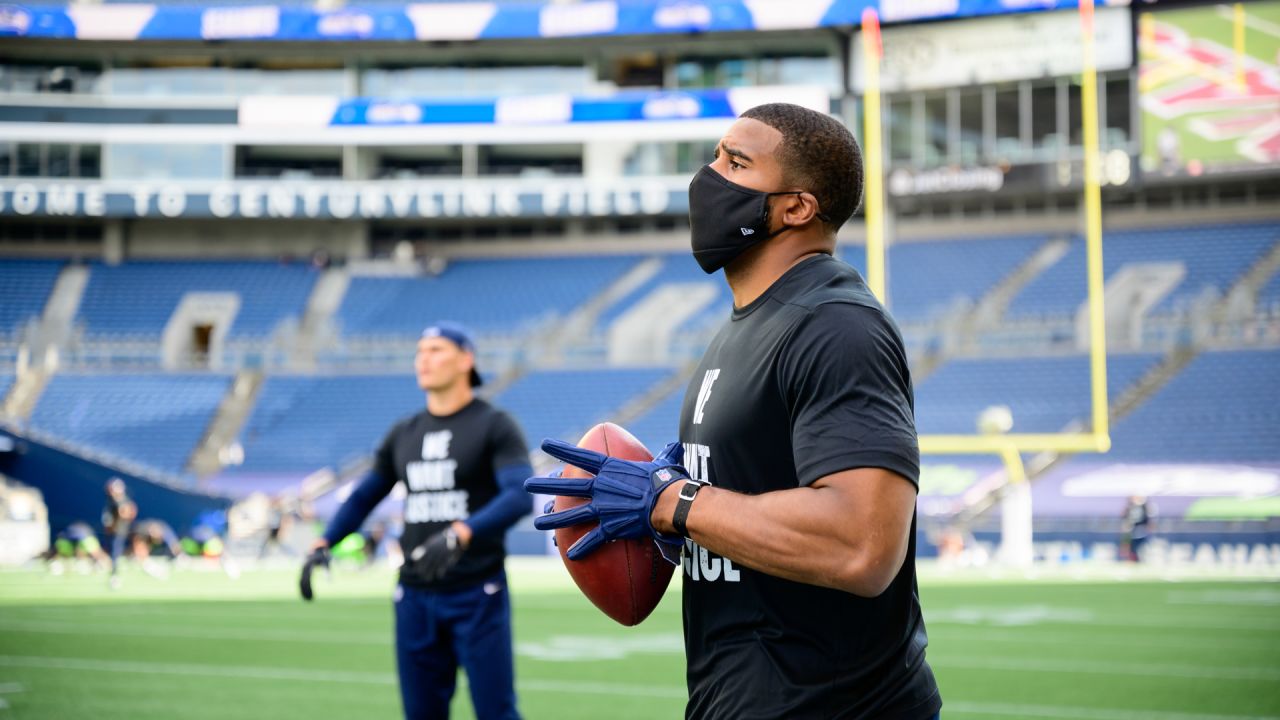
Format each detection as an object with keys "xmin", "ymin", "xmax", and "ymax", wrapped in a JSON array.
[
  {"xmin": 882, "ymin": 235, "xmax": 1045, "ymax": 323},
  {"xmin": 0, "ymin": 259, "xmax": 62, "ymax": 338},
  {"xmin": 675, "ymin": 234, "xmax": 1040, "ymax": 334},
  {"xmin": 29, "ymin": 373, "xmax": 231, "ymax": 475},
  {"xmin": 1258, "ymin": 269, "xmax": 1280, "ymax": 310},
  {"xmin": 338, "ymin": 255, "xmax": 642, "ymax": 337},
  {"xmin": 233, "ymin": 374, "xmax": 424, "ymax": 474},
  {"xmin": 1008, "ymin": 222, "xmax": 1280, "ymax": 319},
  {"xmin": 625, "ymin": 385, "xmax": 687, "ymax": 453},
  {"xmin": 624, "ymin": 353, "xmax": 1163, "ymax": 459},
  {"xmin": 0, "ymin": 372, "xmax": 13, "ymax": 402},
  {"xmin": 1104, "ymin": 349, "xmax": 1280, "ymax": 462},
  {"xmin": 77, "ymin": 260, "xmax": 319, "ymax": 339},
  {"xmin": 596, "ymin": 253, "xmax": 710, "ymax": 330},
  {"xmin": 914, "ymin": 354, "xmax": 1161, "ymax": 435},
  {"xmin": 495, "ymin": 368, "xmax": 674, "ymax": 449}
]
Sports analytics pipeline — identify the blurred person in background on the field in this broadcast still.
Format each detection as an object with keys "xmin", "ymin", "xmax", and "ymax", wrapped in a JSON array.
[
  {"xmin": 260, "ymin": 496, "xmax": 296, "ymax": 559},
  {"xmin": 102, "ymin": 477, "xmax": 136, "ymax": 589},
  {"xmin": 1121, "ymin": 495, "xmax": 1156, "ymax": 562},
  {"xmin": 130, "ymin": 518, "xmax": 184, "ymax": 578},
  {"xmin": 184, "ymin": 522, "xmax": 242, "ymax": 579},
  {"xmin": 39, "ymin": 521, "xmax": 110, "ymax": 575},
  {"xmin": 300, "ymin": 321, "xmax": 533, "ymax": 720}
]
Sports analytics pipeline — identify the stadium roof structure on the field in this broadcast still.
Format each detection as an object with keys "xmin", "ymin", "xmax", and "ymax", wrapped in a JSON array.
[{"xmin": 1, "ymin": 0, "xmax": 1087, "ymax": 43}]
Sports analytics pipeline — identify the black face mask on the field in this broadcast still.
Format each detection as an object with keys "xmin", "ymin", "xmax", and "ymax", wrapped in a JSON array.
[{"xmin": 687, "ymin": 165, "xmax": 828, "ymax": 274}]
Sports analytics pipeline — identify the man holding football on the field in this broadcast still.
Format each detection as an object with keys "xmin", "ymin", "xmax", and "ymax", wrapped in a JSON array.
[
  {"xmin": 303, "ymin": 321, "xmax": 533, "ymax": 720},
  {"xmin": 528, "ymin": 104, "xmax": 941, "ymax": 719}
]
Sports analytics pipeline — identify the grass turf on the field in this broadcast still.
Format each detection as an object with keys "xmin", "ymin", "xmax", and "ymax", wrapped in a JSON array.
[{"xmin": 1, "ymin": 560, "xmax": 1278, "ymax": 719}]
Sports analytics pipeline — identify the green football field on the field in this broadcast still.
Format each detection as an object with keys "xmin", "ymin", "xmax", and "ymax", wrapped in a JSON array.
[{"xmin": 1, "ymin": 560, "xmax": 1278, "ymax": 719}]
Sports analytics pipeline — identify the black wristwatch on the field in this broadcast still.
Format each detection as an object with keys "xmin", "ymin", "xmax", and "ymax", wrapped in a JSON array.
[{"xmin": 672, "ymin": 479, "xmax": 708, "ymax": 538}]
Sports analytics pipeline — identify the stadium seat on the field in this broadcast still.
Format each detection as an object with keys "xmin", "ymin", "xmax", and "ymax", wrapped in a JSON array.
[
  {"xmin": 495, "ymin": 367, "xmax": 674, "ymax": 448},
  {"xmin": 624, "ymin": 385, "xmax": 687, "ymax": 453},
  {"xmin": 914, "ymin": 353, "xmax": 1162, "ymax": 435},
  {"xmin": 338, "ymin": 255, "xmax": 643, "ymax": 337},
  {"xmin": 76, "ymin": 260, "xmax": 319, "ymax": 339},
  {"xmin": 0, "ymin": 259, "xmax": 63, "ymax": 339},
  {"xmin": 231, "ymin": 374, "xmax": 424, "ymax": 474},
  {"xmin": 1008, "ymin": 222, "xmax": 1280, "ymax": 319},
  {"xmin": 1103, "ymin": 348, "xmax": 1280, "ymax": 462},
  {"xmin": 29, "ymin": 373, "xmax": 232, "ymax": 476}
]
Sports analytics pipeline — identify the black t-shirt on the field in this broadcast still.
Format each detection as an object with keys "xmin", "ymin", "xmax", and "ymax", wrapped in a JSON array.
[
  {"xmin": 103, "ymin": 496, "xmax": 134, "ymax": 536},
  {"xmin": 374, "ymin": 398, "xmax": 529, "ymax": 589},
  {"xmin": 678, "ymin": 254, "xmax": 940, "ymax": 720}
]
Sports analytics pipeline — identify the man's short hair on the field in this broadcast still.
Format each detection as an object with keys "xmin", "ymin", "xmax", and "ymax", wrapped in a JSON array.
[{"xmin": 741, "ymin": 103, "xmax": 864, "ymax": 234}]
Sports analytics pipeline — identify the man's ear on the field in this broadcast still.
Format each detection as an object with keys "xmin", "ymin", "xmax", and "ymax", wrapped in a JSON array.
[{"xmin": 781, "ymin": 192, "xmax": 821, "ymax": 227}]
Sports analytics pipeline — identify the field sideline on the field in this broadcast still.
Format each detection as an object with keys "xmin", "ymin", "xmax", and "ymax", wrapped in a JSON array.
[{"xmin": 1, "ymin": 559, "xmax": 1278, "ymax": 719}]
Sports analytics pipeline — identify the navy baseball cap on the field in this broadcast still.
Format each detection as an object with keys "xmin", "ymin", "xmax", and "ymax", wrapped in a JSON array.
[{"xmin": 422, "ymin": 321, "xmax": 483, "ymax": 387}]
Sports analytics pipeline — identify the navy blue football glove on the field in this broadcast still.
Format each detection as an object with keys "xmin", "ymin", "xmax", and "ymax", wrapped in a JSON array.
[
  {"xmin": 525, "ymin": 439, "xmax": 687, "ymax": 565},
  {"xmin": 299, "ymin": 547, "xmax": 330, "ymax": 602},
  {"xmin": 408, "ymin": 527, "xmax": 465, "ymax": 581}
]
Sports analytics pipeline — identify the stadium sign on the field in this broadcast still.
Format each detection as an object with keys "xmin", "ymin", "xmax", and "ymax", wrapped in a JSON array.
[
  {"xmin": 0, "ymin": 181, "xmax": 687, "ymax": 220},
  {"xmin": 888, "ymin": 153, "xmax": 1133, "ymax": 198},
  {"xmin": 3, "ymin": 1, "xmax": 1078, "ymax": 43},
  {"xmin": 853, "ymin": 5, "xmax": 1132, "ymax": 93}
]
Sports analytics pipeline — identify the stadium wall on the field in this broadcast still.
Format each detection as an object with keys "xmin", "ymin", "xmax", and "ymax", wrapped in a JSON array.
[{"xmin": 0, "ymin": 427, "xmax": 232, "ymax": 542}]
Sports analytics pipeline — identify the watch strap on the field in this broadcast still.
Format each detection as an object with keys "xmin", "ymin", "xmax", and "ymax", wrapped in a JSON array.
[{"xmin": 672, "ymin": 480, "xmax": 707, "ymax": 538}]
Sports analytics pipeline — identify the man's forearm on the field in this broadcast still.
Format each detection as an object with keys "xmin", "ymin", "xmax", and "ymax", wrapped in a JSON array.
[
  {"xmin": 652, "ymin": 468, "xmax": 916, "ymax": 597},
  {"xmin": 323, "ymin": 470, "xmax": 394, "ymax": 546}
]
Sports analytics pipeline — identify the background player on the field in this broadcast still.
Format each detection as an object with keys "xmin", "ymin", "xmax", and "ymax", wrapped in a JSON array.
[
  {"xmin": 301, "ymin": 321, "xmax": 533, "ymax": 720},
  {"xmin": 39, "ymin": 521, "xmax": 111, "ymax": 575},
  {"xmin": 102, "ymin": 477, "xmax": 137, "ymax": 589},
  {"xmin": 1121, "ymin": 495, "xmax": 1156, "ymax": 562},
  {"xmin": 129, "ymin": 518, "xmax": 183, "ymax": 578},
  {"xmin": 259, "ymin": 496, "xmax": 297, "ymax": 560},
  {"xmin": 529, "ymin": 104, "xmax": 941, "ymax": 719}
]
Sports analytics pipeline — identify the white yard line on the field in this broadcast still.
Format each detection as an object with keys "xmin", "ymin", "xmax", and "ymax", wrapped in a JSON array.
[
  {"xmin": 0, "ymin": 618, "xmax": 391, "ymax": 646},
  {"xmin": 933, "ymin": 655, "xmax": 1279, "ymax": 682},
  {"xmin": 0, "ymin": 655, "xmax": 685, "ymax": 699},
  {"xmin": 945, "ymin": 700, "xmax": 1280, "ymax": 720}
]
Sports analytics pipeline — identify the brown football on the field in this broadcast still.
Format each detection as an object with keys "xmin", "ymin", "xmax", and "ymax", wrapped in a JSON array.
[{"xmin": 551, "ymin": 422, "xmax": 677, "ymax": 626}]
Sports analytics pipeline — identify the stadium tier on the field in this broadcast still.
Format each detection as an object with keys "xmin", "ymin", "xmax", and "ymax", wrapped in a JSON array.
[
  {"xmin": 913, "ymin": 353, "xmax": 1161, "ymax": 435},
  {"xmin": 625, "ymin": 385, "xmax": 687, "ymax": 454},
  {"xmin": 28, "ymin": 373, "xmax": 231, "ymax": 475},
  {"xmin": 0, "ymin": 372, "xmax": 13, "ymax": 401},
  {"xmin": 672, "ymin": 234, "xmax": 1043, "ymax": 338},
  {"xmin": 76, "ymin": 260, "xmax": 319, "ymax": 339},
  {"xmin": 0, "ymin": 259, "xmax": 62, "ymax": 339},
  {"xmin": 1008, "ymin": 222, "xmax": 1280, "ymax": 319},
  {"xmin": 595, "ymin": 253, "xmax": 707, "ymax": 330},
  {"xmin": 338, "ymin": 255, "xmax": 642, "ymax": 337},
  {"xmin": 232, "ymin": 374, "xmax": 423, "ymax": 475},
  {"xmin": 1259, "ymin": 269, "xmax": 1280, "ymax": 311},
  {"xmin": 494, "ymin": 367, "xmax": 674, "ymax": 449},
  {"xmin": 1103, "ymin": 348, "xmax": 1280, "ymax": 462},
  {"xmin": 882, "ymin": 234, "xmax": 1046, "ymax": 324}
]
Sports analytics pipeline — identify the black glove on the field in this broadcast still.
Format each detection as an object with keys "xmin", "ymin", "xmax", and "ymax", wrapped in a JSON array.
[
  {"xmin": 299, "ymin": 547, "xmax": 330, "ymax": 601},
  {"xmin": 408, "ymin": 528, "xmax": 465, "ymax": 581}
]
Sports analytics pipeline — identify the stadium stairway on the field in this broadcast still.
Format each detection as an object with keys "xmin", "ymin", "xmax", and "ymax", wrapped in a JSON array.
[
  {"xmin": 24, "ymin": 264, "xmax": 89, "ymax": 358},
  {"xmin": 188, "ymin": 370, "xmax": 266, "ymax": 478},
  {"xmin": 537, "ymin": 257, "xmax": 664, "ymax": 365},
  {"xmin": 1218, "ymin": 238, "xmax": 1280, "ymax": 320},
  {"xmin": 1, "ymin": 366, "xmax": 50, "ymax": 422},
  {"xmin": 966, "ymin": 237, "xmax": 1072, "ymax": 341},
  {"xmin": 291, "ymin": 267, "xmax": 350, "ymax": 371},
  {"xmin": 607, "ymin": 360, "xmax": 699, "ymax": 438}
]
